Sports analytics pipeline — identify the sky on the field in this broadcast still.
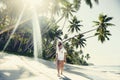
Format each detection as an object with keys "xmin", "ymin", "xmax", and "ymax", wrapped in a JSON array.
[{"xmin": 75, "ymin": 0, "xmax": 120, "ymax": 65}]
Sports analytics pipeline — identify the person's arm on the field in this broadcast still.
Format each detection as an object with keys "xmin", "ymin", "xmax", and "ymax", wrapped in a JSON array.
[{"xmin": 64, "ymin": 53, "xmax": 67, "ymax": 63}]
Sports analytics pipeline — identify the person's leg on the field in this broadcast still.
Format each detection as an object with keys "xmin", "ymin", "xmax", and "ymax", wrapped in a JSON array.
[
  {"xmin": 57, "ymin": 60, "xmax": 60, "ymax": 77},
  {"xmin": 61, "ymin": 61, "xmax": 64, "ymax": 75}
]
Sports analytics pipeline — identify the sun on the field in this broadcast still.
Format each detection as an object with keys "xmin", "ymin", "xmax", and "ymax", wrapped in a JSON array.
[{"xmin": 24, "ymin": 0, "xmax": 43, "ymax": 8}]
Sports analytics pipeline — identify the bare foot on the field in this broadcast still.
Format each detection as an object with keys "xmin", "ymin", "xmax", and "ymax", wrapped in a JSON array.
[{"xmin": 57, "ymin": 74, "xmax": 60, "ymax": 77}]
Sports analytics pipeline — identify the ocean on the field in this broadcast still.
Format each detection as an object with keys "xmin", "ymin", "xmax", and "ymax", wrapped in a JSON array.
[{"xmin": 89, "ymin": 65, "xmax": 120, "ymax": 75}]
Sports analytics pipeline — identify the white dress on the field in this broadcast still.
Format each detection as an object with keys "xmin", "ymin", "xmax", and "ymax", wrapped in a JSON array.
[{"xmin": 56, "ymin": 48, "xmax": 66, "ymax": 60}]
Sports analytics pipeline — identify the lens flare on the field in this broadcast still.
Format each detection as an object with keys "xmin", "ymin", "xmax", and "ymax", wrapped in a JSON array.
[
  {"xmin": 3, "ymin": 0, "xmax": 43, "ymax": 60},
  {"xmin": 3, "ymin": 4, "xmax": 26, "ymax": 51},
  {"xmin": 32, "ymin": 6, "xmax": 42, "ymax": 60},
  {"xmin": 25, "ymin": 0, "xmax": 42, "ymax": 8}
]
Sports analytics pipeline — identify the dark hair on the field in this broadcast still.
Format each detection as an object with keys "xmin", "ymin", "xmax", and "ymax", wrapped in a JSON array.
[{"xmin": 58, "ymin": 42, "xmax": 62, "ymax": 47}]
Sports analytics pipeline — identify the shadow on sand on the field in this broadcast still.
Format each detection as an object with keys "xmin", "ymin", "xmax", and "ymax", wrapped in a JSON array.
[
  {"xmin": 60, "ymin": 75, "xmax": 71, "ymax": 80},
  {"xmin": 0, "ymin": 67, "xmax": 33, "ymax": 80}
]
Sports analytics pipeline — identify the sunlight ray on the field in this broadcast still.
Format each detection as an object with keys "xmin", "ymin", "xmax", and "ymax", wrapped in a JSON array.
[
  {"xmin": 32, "ymin": 6, "xmax": 42, "ymax": 60},
  {"xmin": 3, "ymin": 4, "xmax": 26, "ymax": 51}
]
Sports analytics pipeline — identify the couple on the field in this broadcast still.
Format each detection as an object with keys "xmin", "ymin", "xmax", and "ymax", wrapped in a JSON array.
[{"xmin": 55, "ymin": 41, "xmax": 67, "ymax": 77}]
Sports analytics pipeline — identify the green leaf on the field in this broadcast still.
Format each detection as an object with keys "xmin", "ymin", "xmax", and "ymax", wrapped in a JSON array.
[
  {"xmin": 94, "ymin": 33, "xmax": 99, "ymax": 36},
  {"xmin": 105, "ymin": 23, "xmax": 115, "ymax": 26},
  {"xmin": 73, "ymin": 0, "xmax": 81, "ymax": 11},
  {"xmin": 85, "ymin": 0, "xmax": 92, "ymax": 8},
  {"xmin": 94, "ymin": 0, "xmax": 99, "ymax": 4},
  {"xmin": 93, "ymin": 21, "xmax": 100, "ymax": 26},
  {"xmin": 104, "ymin": 17, "xmax": 113, "ymax": 22},
  {"xmin": 99, "ymin": 14, "xmax": 104, "ymax": 22}
]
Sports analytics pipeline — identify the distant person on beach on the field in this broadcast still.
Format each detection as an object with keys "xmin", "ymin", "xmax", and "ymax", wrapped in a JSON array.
[{"xmin": 55, "ymin": 41, "xmax": 67, "ymax": 77}]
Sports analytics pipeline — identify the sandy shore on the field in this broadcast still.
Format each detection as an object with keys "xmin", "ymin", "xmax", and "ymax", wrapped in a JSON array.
[{"xmin": 0, "ymin": 53, "xmax": 120, "ymax": 80}]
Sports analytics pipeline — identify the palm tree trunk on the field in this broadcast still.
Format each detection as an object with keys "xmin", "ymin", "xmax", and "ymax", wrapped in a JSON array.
[
  {"xmin": 84, "ymin": 35, "xmax": 95, "ymax": 39},
  {"xmin": 55, "ymin": 15, "xmax": 64, "ymax": 24},
  {"xmin": 23, "ymin": 42, "xmax": 33, "ymax": 52},
  {"xmin": 81, "ymin": 28, "xmax": 97, "ymax": 35},
  {"xmin": 61, "ymin": 18, "xmax": 67, "ymax": 30},
  {"xmin": 18, "ymin": 39, "xmax": 23, "ymax": 51},
  {"xmin": 24, "ymin": 37, "xmax": 32, "ymax": 48},
  {"xmin": 13, "ymin": 39, "xmax": 18, "ymax": 49},
  {"xmin": 18, "ymin": 34, "xmax": 25, "ymax": 51}
]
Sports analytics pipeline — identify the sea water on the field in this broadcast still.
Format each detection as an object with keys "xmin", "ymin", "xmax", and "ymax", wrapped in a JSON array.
[{"xmin": 89, "ymin": 65, "xmax": 120, "ymax": 75}]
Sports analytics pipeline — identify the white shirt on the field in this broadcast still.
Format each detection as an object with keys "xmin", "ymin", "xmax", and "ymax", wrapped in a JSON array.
[{"xmin": 56, "ymin": 48, "xmax": 66, "ymax": 60}]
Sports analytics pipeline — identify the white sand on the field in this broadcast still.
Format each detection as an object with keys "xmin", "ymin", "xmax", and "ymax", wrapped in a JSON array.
[{"xmin": 0, "ymin": 52, "xmax": 120, "ymax": 80}]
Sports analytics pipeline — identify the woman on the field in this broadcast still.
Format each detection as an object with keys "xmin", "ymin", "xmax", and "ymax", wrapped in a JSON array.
[{"xmin": 55, "ymin": 41, "xmax": 67, "ymax": 77}]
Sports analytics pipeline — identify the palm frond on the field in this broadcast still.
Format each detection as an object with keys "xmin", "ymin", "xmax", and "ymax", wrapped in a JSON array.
[
  {"xmin": 94, "ymin": 0, "xmax": 99, "ymax": 4},
  {"xmin": 93, "ymin": 21, "xmax": 100, "ymax": 26},
  {"xmin": 105, "ymin": 23, "xmax": 115, "ymax": 26},
  {"xmin": 73, "ymin": 0, "xmax": 81, "ymax": 11},
  {"xmin": 94, "ymin": 33, "xmax": 99, "ymax": 36},
  {"xmin": 99, "ymin": 14, "xmax": 104, "ymax": 22},
  {"xmin": 104, "ymin": 17, "xmax": 113, "ymax": 22},
  {"xmin": 60, "ymin": 0, "xmax": 71, "ymax": 7},
  {"xmin": 85, "ymin": 0, "xmax": 92, "ymax": 8}
]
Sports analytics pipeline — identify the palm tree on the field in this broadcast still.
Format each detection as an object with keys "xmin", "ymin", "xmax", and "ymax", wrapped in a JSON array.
[
  {"xmin": 73, "ymin": 0, "xmax": 99, "ymax": 11},
  {"xmin": 54, "ymin": 1, "xmax": 76, "ymax": 26},
  {"xmin": 77, "ymin": 34, "xmax": 86, "ymax": 48},
  {"xmin": 73, "ymin": 0, "xmax": 81, "ymax": 11},
  {"xmin": 63, "ymin": 14, "xmax": 114, "ymax": 43},
  {"xmin": 68, "ymin": 16, "xmax": 82, "ymax": 33},
  {"xmin": 93, "ymin": 14, "xmax": 115, "ymax": 43},
  {"xmin": 71, "ymin": 34, "xmax": 86, "ymax": 49},
  {"xmin": 62, "ymin": 3, "xmax": 76, "ymax": 19},
  {"xmin": 0, "ymin": 0, "xmax": 99, "ymax": 35},
  {"xmin": 42, "ymin": 26, "xmax": 63, "ymax": 59},
  {"xmin": 85, "ymin": 0, "xmax": 99, "ymax": 8},
  {"xmin": 85, "ymin": 53, "xmax": 90, "ymax": 60},
  {"xmin": 71, "ymin": 34, "xmax": 86, "ymax": 55},
  {"xmin": 44, "ymin": 26, "xmax": 63, "ymax": 41}
]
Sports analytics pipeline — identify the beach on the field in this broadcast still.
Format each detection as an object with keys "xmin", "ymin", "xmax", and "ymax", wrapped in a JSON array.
[{"xmin": 0, "ymin": 53, "xmax": 120, "ymax": 80}]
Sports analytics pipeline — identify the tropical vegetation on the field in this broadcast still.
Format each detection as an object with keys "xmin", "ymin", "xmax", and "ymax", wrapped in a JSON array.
[{"xmin": 0, "ymin": 0, "xmax": 114, "ymax": 65}]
